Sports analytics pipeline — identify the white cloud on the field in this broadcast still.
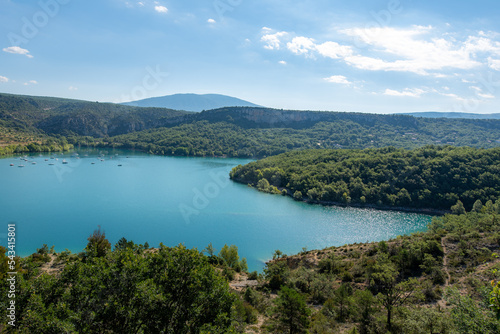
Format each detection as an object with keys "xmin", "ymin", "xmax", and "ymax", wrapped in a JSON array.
[
  {"xmin": 384, "ymin": 88, "xmax": 426, "ymax": 97},
  {"xmin": 207, "ymin": 18, "xmax": 216, "ymax": 24},
  {"xmin": 470, "ymin": 86, "xmax": 495, "ymax": 99},
  {"xmin": 69, "ymin": 86, "xmax": 78, "ymax": 91},
  {"xmin": 0, "ymin": 76, "xmax": 8, "ymax": 83},
  {"xmin": 261, "ymin": 31, "xmax": 288, "ymax": 50},
  {"xmin": 278, "ymin": 60, "xmax": 287, "ymax": 65},
  {"xmin": 340, "ymin": 26, "xmax": 484, "ymax": 75},
  {"xmin": 265, "ymin": 26, "xmax": 500, "ymax": 76},
  {"xmin": 478, "ymin": 92, "xmax": 495, "ymax": 99},
  {"xmin": 316, "ymin": 41, "xmax": 353, "ymax": 59},
  {"xmin": 287, "ymin": 37, "xmax": 316, "ymax": 55},
  {"xmin": 23, "ymin": 80, "xmax": 37, "ymax": 86},
  {"xmin": 154, "ymin": 5, "xmax": 168, "ymax": 13},
  {"xmin": 137, "ymin": 1, "xmax": 145, "ymax": 6},
  {"xmin": 3, "ymin": 46, "xmax": 33, "ymax": 58},
  {"xmin": 489, "ymin": 57, "xmax": 500, "ymax": 71},
  {"xmin": 324, "ymin": 75, "xmax": 351, "ymax": 85}
]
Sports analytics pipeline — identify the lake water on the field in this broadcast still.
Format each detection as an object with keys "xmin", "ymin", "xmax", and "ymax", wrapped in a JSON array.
[{"xmin": 0, "ymin": 150, "xmax": 432, "ymax": 271}]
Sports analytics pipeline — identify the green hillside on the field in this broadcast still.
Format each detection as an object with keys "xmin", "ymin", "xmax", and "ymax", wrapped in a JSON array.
[{"xmin": 230, "ymin": 146, "xmax": 500, "ymax": 211}]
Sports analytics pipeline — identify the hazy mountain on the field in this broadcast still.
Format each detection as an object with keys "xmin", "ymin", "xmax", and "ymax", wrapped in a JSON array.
[
  {"xmin": 397, "ymin": 112, "xmax": 500, "ymax": 119},
  {"xmin": 122, "ymin": 93, "xmax": 261, "ymax": 112}
]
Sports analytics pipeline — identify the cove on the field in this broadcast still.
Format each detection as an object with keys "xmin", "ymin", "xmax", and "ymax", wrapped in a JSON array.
[{"xmin": 0, "ymin": 150, "xmax": 433, "ymax": 271}]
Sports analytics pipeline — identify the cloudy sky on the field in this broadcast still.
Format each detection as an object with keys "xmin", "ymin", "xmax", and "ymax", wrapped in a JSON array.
[{"xmin": 1, "ymin": 0, "xmax": 500, "ymax": 113}]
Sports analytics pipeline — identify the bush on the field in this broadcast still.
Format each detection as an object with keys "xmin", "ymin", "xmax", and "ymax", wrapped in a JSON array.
[
  {"xmin": 248, "ymin": 271, "xmax": 259, "ymax": 280},
  {"xmin": 293, "ymin": 191, "xmax": 303, "ymax": 201}
]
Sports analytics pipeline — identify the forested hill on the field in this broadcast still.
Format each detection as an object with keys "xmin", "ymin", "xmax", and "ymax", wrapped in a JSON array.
[
  {"xmin": 107, "ymin": 107, "xmax": 500, "ymax": 157},
  {"xmin": 0, "ymin": 93, "xmax": 190, "ymax": 137},
  {"xmin": 230, "ymin": 146, "xmax": 500, "ymax": 212},
  {"xmin": 2, "ymin": 93, "xmax": 500, "ymax": 157}
]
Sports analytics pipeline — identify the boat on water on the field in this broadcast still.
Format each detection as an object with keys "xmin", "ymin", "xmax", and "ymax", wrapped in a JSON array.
[
  {"xmin": 62, "ymin": 160, "xmax": 68, "ymax": 164},
  {"xmin": 10, "ymin": 164, "xmax": 14, "ymax": 166},
  {"xmin": 118, "ymin": 164, "xmax": 122, "ymax": 167},
  {"xmin": 18, "ymin": 165, "xmax": 25, "ymax": 168},
  {"xmin": 45, "ymin": 159, "xmax": 49, "ymax": 161},
  {"xmin": 91, "ymin": 162, "xmax": 95, "ymax": 165},
  {"xmin": 49, "ymin": 163, "xmax": 54, "ymax": 165},
  {"xmin": 32, "ymin": 162, "xmax": 37, "ymax": 165}
]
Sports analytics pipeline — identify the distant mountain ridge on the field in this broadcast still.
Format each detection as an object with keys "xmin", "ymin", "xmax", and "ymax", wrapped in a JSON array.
[
  {"xmin": 122, "ymin": 93, "xmax": 261, "ymax": 112},
  {"xmin": 397, "ymin": 112, "xmax": 500, "ymax": 119}
]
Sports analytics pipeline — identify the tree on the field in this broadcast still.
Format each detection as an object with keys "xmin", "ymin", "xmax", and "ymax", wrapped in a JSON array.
[
  {"xmin": 293, "ymin": 191, "xmax": 303, "ymax": 201},
  {"xmin": 114, "ymin": 237, "xmax": 135, "ymax": 250},
  {"xmin": 265, "ymin": 260, "xmax": 290, "ymax": 290},
  {"xmin": 257, "ymin": 178, "xmax": 270, "ymax": 192},
  {"xmin": 204, "ymin": 242, "xmax": 216, "ymax": 257},
  {"xmin": 274, "ymin": 286, "xmax": 311, "ymax": 334},
  {"xmin": 333, "ymin": 283, "xmax": 353, "ymax": 322},
  {"xmin": 446, "ymin": 287, "xmax": 500, "ymax": 333},
  {"xmin": 84, "ymin": 226, "xmax": 111, "ymax": 258},
  {"xmin": 353, "ymin": 290, "xmax": 376, "ymax": 334},
  {"xmin": 451, "ymin": 200, "xmax": 466, "ymax": 215},
  {"xmin": 472, "ymin": 199, "xmax": 483, "ymax": 213},
  {"xmin": 218, "ymin": 244, "xmax": 247, "ymax": 272},
  {"xmin": 19, "ymin": 244, "xmax": 236, "ymax": 333},
  {"xmin": 370, "ymin": 256, "xmax": 419, "ymax": 331},
  {"xmin": 400, "ymin": 306, "xmax": 453, "ymax": 334}
]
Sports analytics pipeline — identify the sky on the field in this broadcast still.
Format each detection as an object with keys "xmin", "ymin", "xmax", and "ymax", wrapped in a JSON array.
[{"xmin": 1, "ymin": 0, "xmax": 500, "ymax": 114}]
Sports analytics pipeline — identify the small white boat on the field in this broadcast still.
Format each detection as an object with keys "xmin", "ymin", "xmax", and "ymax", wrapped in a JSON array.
[
  {"xmin": 10, "ymin": 163, "xmax": 14, "ymax": 166},
  {"xmin": 18, "ymin": 165, "xmax": 25, "ymax": 168},
  {"xmin": 62, "ymin": 160, "xmax": 68, "ymax": 164}
]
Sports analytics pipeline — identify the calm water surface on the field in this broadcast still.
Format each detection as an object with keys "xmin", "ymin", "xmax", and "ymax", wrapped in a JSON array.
[{"xmin": 0, "ymin": 150, "xmax": 433, "ymax": 271}]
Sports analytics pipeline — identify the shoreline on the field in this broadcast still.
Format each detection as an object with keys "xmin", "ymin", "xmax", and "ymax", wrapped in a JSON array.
[{"xmin": 231, "ymin": 178, "xmax": 448, "ymax": 216}]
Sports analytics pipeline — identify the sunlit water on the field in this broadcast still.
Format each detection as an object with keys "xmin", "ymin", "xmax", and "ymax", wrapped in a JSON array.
[{"xmin": 0, "ymin": 150, "xmax": 433, "ymax": 271}]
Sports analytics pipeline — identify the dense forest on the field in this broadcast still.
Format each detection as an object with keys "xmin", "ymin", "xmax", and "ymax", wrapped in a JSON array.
[
  {"xmin": 230, "ymin": 146, "xmax": 500, "ymax": 212},
  {"xmin": 102, "ymin": 108, "xmax": 500, "ymax": 157},
  {"xmin": 2, "ymin": 93, "xmax": 500, "ymax": 158},
  {"xmin": 2, "ymin": 203, "xmax": 500, "ymax": 333}
]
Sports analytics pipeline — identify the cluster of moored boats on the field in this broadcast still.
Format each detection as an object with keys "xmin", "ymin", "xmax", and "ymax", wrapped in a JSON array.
[{"xmin": 9, "ymin": 153, "xmax": 125, "ymax": 167}]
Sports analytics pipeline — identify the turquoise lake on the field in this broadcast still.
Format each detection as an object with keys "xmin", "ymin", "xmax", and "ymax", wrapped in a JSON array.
[{"xmin": 0, "ymin": 150, "xmax": 433, "ymax": 271}]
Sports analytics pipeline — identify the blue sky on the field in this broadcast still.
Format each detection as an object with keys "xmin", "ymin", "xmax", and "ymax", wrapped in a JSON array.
[{"xmin": 1, "ymin": 0, "xmax": 500, "ymax": 114}]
